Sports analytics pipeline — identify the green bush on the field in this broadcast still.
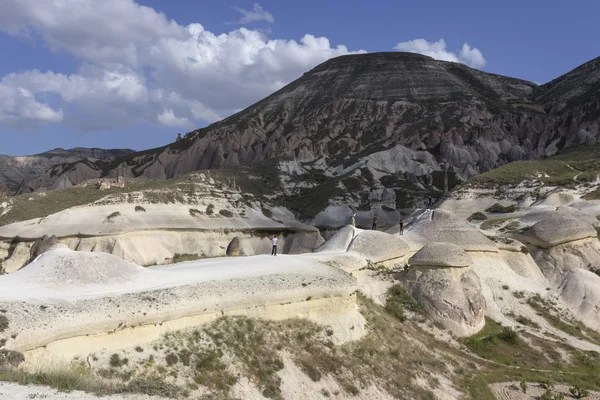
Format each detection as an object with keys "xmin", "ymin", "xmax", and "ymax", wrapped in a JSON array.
[
  {"xmin": 219, "ymin": 209, "xmax": 233, "ymax": 217},
  {"xmin": 206, "ymin": 204, "xmax": 215, "ymax": 215},
  {"xmin": 497, "ymin": 326, "xmax": 519, "ymax": 344},
  {"xmin": 485, "ymin": 203, "xmax": 517, "ymax": 213},
  {"xmin": 519, "ymin": 378, "xmax": 527, "ymax": 393},
  {"xmin": 467, "ymin": 212, "xmax": 488, "ymax": 221},
  {"xmin": 569, "ymin": 385, "xmax": 590, "ymax": 398},
  {"xmin": 134, "ymin": 206, "xmax": 146, "ymax": 212},
  {"xmin": 385, "ymin": 284, "xmax": 423, "ymax": 322},
  {"xmin": 165, "ymin": 353, "xmax": 179, "ymax": 366}
]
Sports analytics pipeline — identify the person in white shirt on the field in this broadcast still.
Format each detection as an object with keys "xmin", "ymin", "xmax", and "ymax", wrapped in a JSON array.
[{"xmin": 271, "ymin": 236, "xmax": 278, "ymax": 256}]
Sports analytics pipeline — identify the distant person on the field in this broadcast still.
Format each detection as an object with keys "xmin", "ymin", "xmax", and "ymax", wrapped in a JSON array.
[
  {"xmin": 428, "ymin": 197, "xmax": 433, "ymax": 209},
  {"xmin": 399, "ymin": 219, "xmax": 404, "ymax": 235},
  {"xmin": 350, "ymin": 210, "xmax": 356, "ymax": 227},
  {"xmin": 372, "ymin": 215, "xmax": 378, "ymax": 230},
  {"xmin": 271, "ymin": 235, "xmax": 278, "ymax": 256}
]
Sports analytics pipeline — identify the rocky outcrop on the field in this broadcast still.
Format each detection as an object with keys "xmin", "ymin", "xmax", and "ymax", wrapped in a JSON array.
[
  {"xmin": 347, "ymin": 230, "xmax": 411, "ymax": 263},
  {"xmin": 515, "ymin": 214, "xmax": 597, "ymax": 248},
  {"xmin": 29, "ymin": 235, "xmax": 59, "ymax": 263},
  {"xmin": 226, "ymin": 237, "xmax": 241, "ymax": 256},
  {"xmin": 402, "ymin": 242, "xmax": 486, "ymax": 336},
  {"xmin": 406, "ymin": 209, "xmax": 498, "ymax": 252},
  {"xmin": 18, "ymin": 53, "xmax": 600, "ymax": 196},
  {"xmin": 0, "ymin": 148, "xmax": 132, "ymax": 194}
]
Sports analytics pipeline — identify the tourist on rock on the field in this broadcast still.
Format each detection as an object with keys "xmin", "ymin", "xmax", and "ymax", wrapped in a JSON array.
[
  {"xmin": 399, "ymin": 219, "xmax": 404, "ymax": 235},
  {"xmin": 372, "ymin": 214, "xmax": 378, "ymax": 230},
  {"xmin": 428, "ymin": 197, "xmax": 433, "ymax": 209},
  {"xmin": 351, "ymin": 210, "xmax": 356, "ymax": 227},
  {"xmin": 271, "ymin": 235, "xmax": 278, "ymax": 256}
]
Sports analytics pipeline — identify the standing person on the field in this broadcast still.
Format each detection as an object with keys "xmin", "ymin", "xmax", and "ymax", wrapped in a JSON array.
[
  {"xmin": 372, "ymin": 214, "xmax": 378, "ymax": 230},
  {"xmin": 428, "ymin": 197, "xmax": 433, "ymax": 210},
  {"xmin": 271, "ymin": 235, "xmax": 278, "ymax": 256},
  {"xmin": 399, "ymin": 219, "xmax": 404, "ymax": 235},
  {"xmin": 350, "ymin": 210, "xmax": 356, "ymax": 227}
]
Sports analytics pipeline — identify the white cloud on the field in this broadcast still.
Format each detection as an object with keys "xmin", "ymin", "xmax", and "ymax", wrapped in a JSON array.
[
  {"xmin": 0, "ymin": 0, "xmax": 363, "ymax": 131},
  {"xmin": 0, "ymin": 84, "xmax": 64, "ymax": 129},
  {"xmin": 394, "ymin": 38, "xmax": 486, "ymax": 69},
  {"xmin": 231, "ymin": 3, "xmax": 275, "ymax": 24},
  {"xmin": 157, "ymin": 109, "xmax": 192, "ymax": 128}
]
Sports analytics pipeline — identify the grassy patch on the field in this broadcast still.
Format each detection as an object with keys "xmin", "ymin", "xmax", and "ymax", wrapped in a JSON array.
[
  {"xmin": 480, "ymin": 216, "xmax": 519, "ymax": 230},
  {"xmin": 527, "ymin": 295, "xmax": 600, "ymax": 346},
  {"xmin": 171, "ymin": 253, "xmax": 205, "ymax": 263},
  {"xmin": 0, "ymin": 314, "xmax": 7, "ymax": 332},
  {"xmin": 384, "ymin": 284, "xmax": 422, "ymax": 322}
]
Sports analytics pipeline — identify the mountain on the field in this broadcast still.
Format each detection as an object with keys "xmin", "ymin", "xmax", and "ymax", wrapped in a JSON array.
[
  {"xmin": 0, "ymin": 148, "xmax": 134, "ymax": 193},
  {"xmin": 16, "ymin": 53, "xmax": 600, "ymax": 201}
]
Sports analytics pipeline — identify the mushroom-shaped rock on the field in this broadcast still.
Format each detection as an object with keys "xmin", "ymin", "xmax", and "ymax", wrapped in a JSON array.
[
  {"xmin": 409, "ymin": 242, "xmax": 472, "ymax": 267},
  {"xmin": 408, "ymin": 209, "xmax": 497, "ymax": 252},
  {"xmin": 401, "ymin": 242, "xmax": 486, "ymax": 336},
  {"xmin": 226, "ymin": 237, "xmax": 241, "ymax": 256},
  {"xmin": 316, "ymin": 225, "xmax": 357, "ymax": 253},
  {"xmin": 515, "ymin": 214, "xmax": 597, "ymax": 248},
  {"xmin": 347, "ymin": 230, "xmax": 410, "ymax": 263}
]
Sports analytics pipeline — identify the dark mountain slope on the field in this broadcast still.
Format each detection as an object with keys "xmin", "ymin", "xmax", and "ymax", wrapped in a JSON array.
[{"xmin": 18, "ymin": 52, "xmax": 600, "ymax": 194}]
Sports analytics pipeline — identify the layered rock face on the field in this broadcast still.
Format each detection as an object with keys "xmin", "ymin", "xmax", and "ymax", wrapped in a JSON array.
[
  {"xmin": 0, "ymin": 148, "xmax": 132, "ymax": 194},
  {"xmin": 402, "ymin": 242, "xmax": 486, "ymax": 336},
  {"xmin": 19, "ymin": 53, "xmax": 600, "ymax": 195}
]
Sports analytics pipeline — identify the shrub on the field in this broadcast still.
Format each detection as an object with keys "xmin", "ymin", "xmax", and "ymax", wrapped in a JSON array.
[
  {"xmin": 569, "ymin": 385, "xmax": 590, "ymax": 398},
  {"xmin": 206, "ymin": 204, "xmax": 215, "ymax": 215},
  {"xmin": 165, "ymin": 353, "xmax": 179, "ymax": 366},
  {"xmin": 134, "ymin": 206, "xmax": 146, "ymax": 212},
  {"xmin": 127, "ymin": 376, "xmax": 181, "ymax": 398},
  {"xmin": 189, "ymin": 208, "xmax": 202, "ymax": 217},
  {"xmin": 109, "ymin": 354, "xmax": 128, "ymax": 368},
  {"xmin": 306, "ymin": 296, "xmax": 312, "ymax": 301},
  {"xmin": 261, "ymin": 207, "xmax": 273, "ymax": 218},
  {"xmin": 540, "ymin": 378, "xmax": 554, "ymax": 389},
  {"xmin": 467, "ymin": 212, "xmax": 488, "ymax": 221},
  {"xmin": 497, "ymin": 326, "xmax": 519, "ymax": 344},
  {"xmin": 516, "ymin": 315, "xmax": 540, "ymax": 329},
  {"xmin": 106, "ymin": 211, "xmax": 121, "ymax": 220},
  {"xmin": 219, "ymin": 209, "xmax": 233, "ymax": 217},
  {"xmin": 485, "ymin": 203, "xmax": 517, "ymax": 213},
  {"xmin": 135, "ymin": 346, "xmax": 143, "ymax": 353},
  {"xmin": 0, "ymin": 314, "xmax": 7, "ymax": 333},
  {"xmin": 519, "ymin": 378, "xmax": 527, "ymax": 393},
  {"xmin": 0, "ymin": 349, "xmax": 24, "ymax": 367}
]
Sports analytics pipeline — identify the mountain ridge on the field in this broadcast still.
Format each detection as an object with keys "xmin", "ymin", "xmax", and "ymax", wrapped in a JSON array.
[{"xmin": 13, "ymin": 52, "xmax": 600, "ymax": 199}]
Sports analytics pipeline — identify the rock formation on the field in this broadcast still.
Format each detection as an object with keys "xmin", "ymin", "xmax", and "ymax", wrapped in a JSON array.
[
  {"xmin": 0, "ymin": 148, "xmax": 132, "ymax": 194},
  {"xmin": 402, "ymin": 242, "xmax": 486, "ymax": 336},
  {"xmin": 16, "ymin": 53, "xmax": 600, "ymax": 199}
]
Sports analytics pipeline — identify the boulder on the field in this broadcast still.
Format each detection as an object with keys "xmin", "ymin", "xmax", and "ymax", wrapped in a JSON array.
[
  {"xmin": 402, "ymin": 242, "xmax": 486, "ymax": 336},
  {"xmin": 347, "ymin": 230, "xmax": 410, "ymax": 263},
  {"xmin": 226, "ymin": 237, "xmax": 241, "ymax": 256},
  {"xmin": 29, "ymin": 234, "xmax": 59, "ymax": 263}
]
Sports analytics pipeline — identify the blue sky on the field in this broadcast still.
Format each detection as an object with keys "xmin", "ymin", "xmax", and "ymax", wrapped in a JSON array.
[{"xmin": 0, "ymin": 0, "xmax": 598, "ymax": 156}]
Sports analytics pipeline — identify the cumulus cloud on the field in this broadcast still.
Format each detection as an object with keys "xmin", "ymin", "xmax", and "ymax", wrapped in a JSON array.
[
  {"xmin": 0, "ymin": 0, "xmax": 362, "ymax": 131},
  {"xmin": 231, "ymin": 3, "xmax": 275, "ymax": 24},
  {"xmin": 394, "ymin": 38, "xmax": 486, "ymax": 69},
  {"xmin": 157, "ymin": 109, "xmax": 192, "ymax": 128}
]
